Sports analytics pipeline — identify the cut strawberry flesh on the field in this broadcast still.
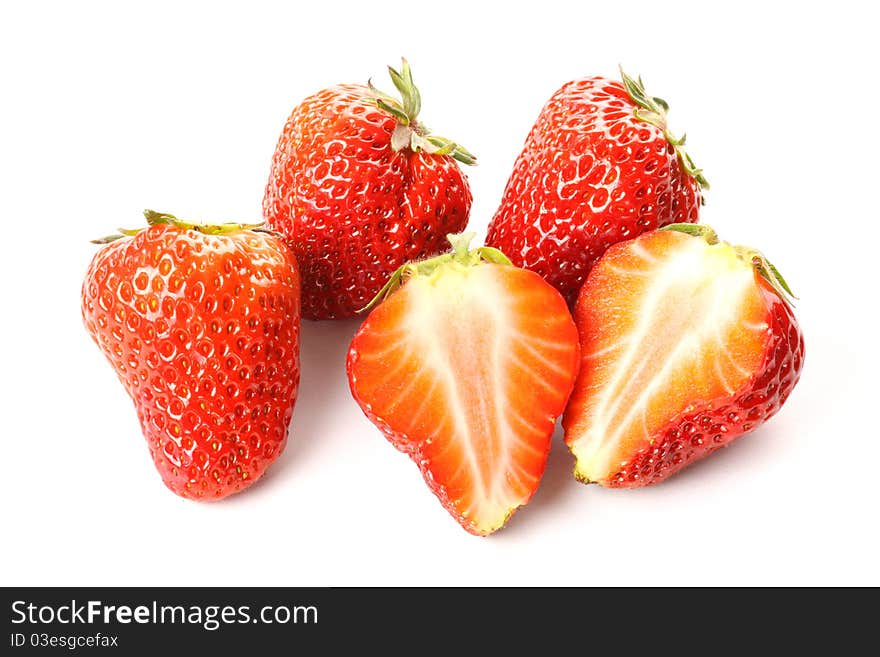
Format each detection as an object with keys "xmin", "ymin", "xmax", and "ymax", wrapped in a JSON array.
[
  {"xmin": 349, "ymin": 263, "xmax": 579, "ymax": 535},
  {"xmin": 563, "ymin": 230, "xmax": 770, "ymax": 483}
]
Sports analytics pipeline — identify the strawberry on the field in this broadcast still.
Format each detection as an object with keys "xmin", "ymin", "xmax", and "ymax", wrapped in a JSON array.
[
  {"xmin": 347, "ymin": 234, "xmax": 580, "ymax": 535},
  {"xmin": 82, "ymin": 210, "xmax": 301, "ymax": 500},
  {"xmin": 486, "ymin": 69, "xmax": 708, "ymax": 304},
  {"xmin": 263, "ymin": 59, "xmax": 475, "ymax": 320},
  {"xmin": 562, "ymin": 225, "xmax": 804, "ymax": 487}
]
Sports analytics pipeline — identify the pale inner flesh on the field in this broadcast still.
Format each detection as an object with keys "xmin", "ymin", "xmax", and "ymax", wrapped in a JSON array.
[
  {"xmin": 568, "ymin": 238, "xmax": 768, "ymax": 481},
  {"xmin": 355, "ymin": 264, "xmax": 576, "ymax": 533}
]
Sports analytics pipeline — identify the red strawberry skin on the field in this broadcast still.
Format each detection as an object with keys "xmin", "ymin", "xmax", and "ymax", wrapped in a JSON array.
[
  {"xmin": 263, "ymin": 80, "xmax": 472, "ymax": 320},
  {"xmin": 82, "ymin": 220, "xmax": 301, "ymax": 500},
  {"xmin": 486, "ymin": 74, "xmax": 703, "ymax": 304},
  {"xmin": 563, "ymin": 228, "xmax": 804, "ymax": 487},
  {"xmin": 346, "ymin": 239, "xmax": 580, "ymax": 535}
]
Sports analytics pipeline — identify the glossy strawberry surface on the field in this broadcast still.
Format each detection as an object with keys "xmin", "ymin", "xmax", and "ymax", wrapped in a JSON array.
[
  {"xmin": 263, "ymin": 63, "xmax": 473, "ymax": 320},
  {"xmin": 82, "ymin": 216, "xmax": 301, "ymax": 500},
  {"xmin": 486, "ymin": 72, "xmax": 704, "ymax": 304}
]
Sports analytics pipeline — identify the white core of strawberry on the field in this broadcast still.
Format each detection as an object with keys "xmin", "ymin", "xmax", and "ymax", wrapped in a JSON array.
[
  {"xmin": 409, "ymin": 266, "xmax": 524, "ymax": 529},
  {"xmin": 397, "ymin": 264, "xmax": 559, "ymax": 532},
  {"xmin": 569, "ymin": 238, "xmax": 769, "ymax": 482}
]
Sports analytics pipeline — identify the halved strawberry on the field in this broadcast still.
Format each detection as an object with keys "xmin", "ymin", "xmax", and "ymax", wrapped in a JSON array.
[
  {"xmin": 347, "ymin": 234, "xmax": 580, "ymax": 535},
  {"xmin": 563, "ymin": 224, "xmax": 804, "ymax": 487}
]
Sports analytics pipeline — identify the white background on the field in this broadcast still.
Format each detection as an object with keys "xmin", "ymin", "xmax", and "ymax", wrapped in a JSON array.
[{"xmin": 1, "ymin": 1, "xmax": 877, "ymax": 586}]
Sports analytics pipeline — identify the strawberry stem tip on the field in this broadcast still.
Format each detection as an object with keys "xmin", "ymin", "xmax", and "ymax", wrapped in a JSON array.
[
  {"xmin": 619, "ymin": 66, "xmax": 709, "ymax": 191},
  {"xmin": 660, "ymin": 223, "xmax": 797, "ymax": 304},
  {"xmin": 90, "ymin": 210, "xmax": 267, "ymax": 245},
  {"xmin": 368, "ymin": 58, "xmax": 477, "ymax": 166},
  {"xmin": 359, "ymin": 233, "xmax": 512, "ymax": 312}
]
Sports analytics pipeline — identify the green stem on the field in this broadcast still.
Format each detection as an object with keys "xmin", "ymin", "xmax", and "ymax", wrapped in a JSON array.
[
  {"xmin": 449, "ymin": 232, "xmax": 476, "ymax": 261},
  {"xmin": 368, "ymin": 58, "xmax": 477, "ymax": 166}
]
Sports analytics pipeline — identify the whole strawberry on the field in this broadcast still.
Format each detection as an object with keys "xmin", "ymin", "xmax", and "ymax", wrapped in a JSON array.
[
  {"xmin": 82, "ymin": 210, "xmax": 301, "ymax": 500},
  {"xmin": 263, "ymin": 59, "xmax": 475, "ymax": 320},
  {"xmin": 486, "ymin": 69, "xmax": 708, "ymax": 304},
  {"xmin": 563, "ymin": 224, "xmax": 804, "ymax": 487}
]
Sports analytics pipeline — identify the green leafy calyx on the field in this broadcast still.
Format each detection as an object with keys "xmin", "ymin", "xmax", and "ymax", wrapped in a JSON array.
[
  {"xmin": 91, "ymin": 210, "xmax": 269, "ymax": 245},
  {"xmin": 620, "ymin": 67, "xmax": 709, "ymax": 192},
  {"xmin": 368, "ymin": 58, "xmax": 477, "ymax": 166},
  {"xmin": 360, "ymin": 232, "xmax": 511, "ymax": 312}
]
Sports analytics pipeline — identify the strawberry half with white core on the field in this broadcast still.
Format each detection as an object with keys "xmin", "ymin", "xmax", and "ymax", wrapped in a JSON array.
[
  {"xmin": 563, "ymin": 224, "xmax": 804, "ymax": 487},
  {"xmin": 347, "ymin": 234, "xmax": 580, "ymax": 535}
]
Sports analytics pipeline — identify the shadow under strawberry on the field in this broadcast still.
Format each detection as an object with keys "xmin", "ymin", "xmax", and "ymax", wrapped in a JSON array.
[
  {"xmin": 250, "ymin": 318, "xmax": 364, "ymax": 491},
  {"xmin": 493, "ymin": 423, "xmax": 587, "ymax": 539}
]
